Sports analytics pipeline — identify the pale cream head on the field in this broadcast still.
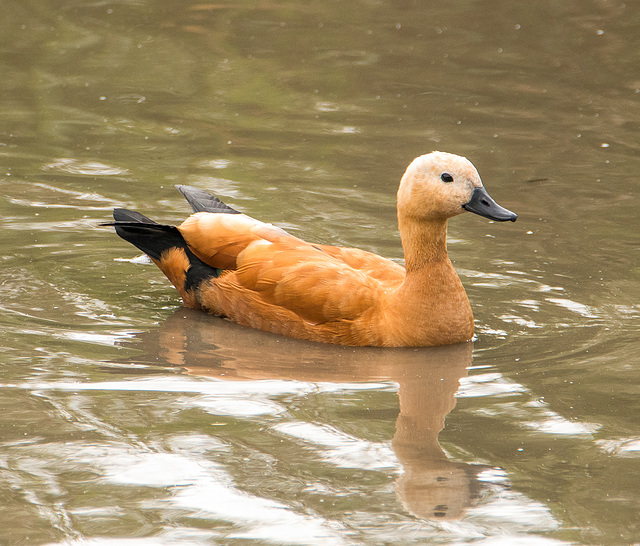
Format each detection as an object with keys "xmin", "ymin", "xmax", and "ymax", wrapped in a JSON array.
[{"xmin": 397, "ymin": 151, "xmax": 484, "ymax": 221}]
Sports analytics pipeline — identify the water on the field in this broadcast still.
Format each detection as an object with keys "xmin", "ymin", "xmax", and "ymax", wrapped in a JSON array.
[{"xmin": 1, "ymin": 0, "xmax": 639, "ymax": 544}]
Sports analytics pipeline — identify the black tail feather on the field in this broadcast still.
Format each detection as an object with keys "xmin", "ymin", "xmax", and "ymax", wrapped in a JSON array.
[
  {"xmin": 103, "ymin": 209, "xmax": 222, "ymax": 291},
  {"xmin": 104, "ymin": 221, "xmax": 185, "ymax": 262},
  {"xmin": 113, "ymin": 208, "xmax": 158, "ymax": 224},
  {"xmin": 175, "ymin": 185, "xmax": 241, "ymax": 214}
]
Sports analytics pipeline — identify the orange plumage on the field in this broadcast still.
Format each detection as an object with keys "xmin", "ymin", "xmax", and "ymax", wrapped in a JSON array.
[{"xmin": 105, "ymin": 151, "xmax": 516, "ymax": 347}]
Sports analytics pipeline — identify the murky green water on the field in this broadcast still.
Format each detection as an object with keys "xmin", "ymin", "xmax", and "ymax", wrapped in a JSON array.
[{"xmin": 1, "ymin": 1, "xmax": 639, "ymax": 544}]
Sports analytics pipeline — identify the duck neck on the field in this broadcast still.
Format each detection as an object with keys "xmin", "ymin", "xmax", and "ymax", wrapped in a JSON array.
[{"xmin": 399, "ymin": 216, "xmax": 450, "ymax": 273}]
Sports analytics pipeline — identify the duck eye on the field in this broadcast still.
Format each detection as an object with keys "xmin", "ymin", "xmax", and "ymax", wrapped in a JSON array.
[{"xmin": 441, "ymin": 173, "xmax": 454, "ymax": 183}]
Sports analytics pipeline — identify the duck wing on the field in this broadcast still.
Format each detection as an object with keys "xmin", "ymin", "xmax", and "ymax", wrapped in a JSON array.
[
  {"xmin": 203, "ymin": 237, "xmax": 395, "ymax": 344},
  {"xmin": 178, "ymin": 211, "xmax": 297, "ymax": 270},
  {"xmin": 312, "ymin": 244, "xmax": 405, "ymax": 283},
  {"xmin": 176, "ymin": 212, "xmax": 402, "ymax": 331}
]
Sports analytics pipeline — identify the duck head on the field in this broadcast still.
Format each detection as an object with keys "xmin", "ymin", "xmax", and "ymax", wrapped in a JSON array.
[{"xmin": 397, "ymin": 151, "xmax": 517, "ymax": 223}]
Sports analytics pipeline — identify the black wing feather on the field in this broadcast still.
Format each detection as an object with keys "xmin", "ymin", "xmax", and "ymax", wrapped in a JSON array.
[{"xmin": 175, "ymin": 185, "xmax": 240, "ymax": 214}]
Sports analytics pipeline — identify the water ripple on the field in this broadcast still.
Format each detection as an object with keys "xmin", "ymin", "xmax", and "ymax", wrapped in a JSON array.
[{"xmin": 42, "ymin": 158, "xmax": 129, "ymax": 177}]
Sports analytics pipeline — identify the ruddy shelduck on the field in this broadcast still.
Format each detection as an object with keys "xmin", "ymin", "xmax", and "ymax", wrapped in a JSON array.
[{"xmin": 105, "ymin": 152, "xmax": 516, "ymax": 347}]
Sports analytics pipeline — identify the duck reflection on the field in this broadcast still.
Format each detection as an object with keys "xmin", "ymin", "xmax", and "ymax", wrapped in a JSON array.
[{"xmin": 121, "ymin": 308, "xmax": 488, "ymax": 520}]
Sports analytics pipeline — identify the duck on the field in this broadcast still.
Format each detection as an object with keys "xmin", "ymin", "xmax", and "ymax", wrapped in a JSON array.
[{"xmin": 104, "ymin": 151, "xmax": 516, "ymax": 347}]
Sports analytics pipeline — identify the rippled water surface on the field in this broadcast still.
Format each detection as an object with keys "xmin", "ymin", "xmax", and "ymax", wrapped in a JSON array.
[{"xmin": 1, "ymin": 1, "xmax": 639, "ymax": 544}]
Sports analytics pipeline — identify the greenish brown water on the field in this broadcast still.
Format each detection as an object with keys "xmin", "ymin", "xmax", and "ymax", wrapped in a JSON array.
[{"xmin": 1, "ymin": 1, "xmax": 639, "ymax": 544}]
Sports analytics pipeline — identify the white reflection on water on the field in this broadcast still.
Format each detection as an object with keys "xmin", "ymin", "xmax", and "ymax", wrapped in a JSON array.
[
  {"xmin": 26, "ymin": 437, "xmax": 350, "ymax": 545},
  {"xmin": 60, "ymin": 332, "xmax": 136, "ymax": 346},
  {"xmin": 546, "ymin": 298, "xmax": 600, "ymax": 319},
  {"xmin": 457, "ymin": 373, "xmax": 527, "ymax": 398},
  {"xmin": 522, "ymin": 412, "xmax": 600, "ymax": 436},
  {"xmin": 596, "ymin": 437, "xmax": 640, "ymax": 458},
  {"xmin": 102, "ymin": 452, "xmax": 349, "ymax": 544},
  {"xmin": 173, "ymin": 484, "xmax": 349, "ymax": 544},
  {"xmin": 458, "ymin": 374, "xmax": 601, "ymax": 436},
  {"xmin": 466, "ymin": 489, "xmax": 558, "ymax": 530},
  {"xmin": 464, "ymin": 535, "xmax": 570, "ymax": 545},
  {"xmin": 498, "ymin": 314, "xmax": 543, "ymax": 329},
  {"xmin": 189, "ymin": 395, "xmax": 287, "ymax": 417},
  {"xmin": 476, "ymin": 467, "xmax": 509, "ymax": 484},
  {"xmin": 22, "ymin": 376, "xmax": 385, "ymax": 398},
  {"xmin": 46, "ymin": 538, "xmax": 174, "ymax": 546},
  {"xmin": 274, "ymin": 421, "xmax": 398, "ymax": 470}
]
